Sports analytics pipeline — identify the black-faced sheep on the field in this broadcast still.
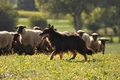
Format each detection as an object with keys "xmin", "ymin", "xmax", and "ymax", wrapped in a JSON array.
[
  {"xmin": 12, "ymin": 33, "xmax": 25, "ymax": 55},
  {"xmin": 89, "ymin": 33, "xmax": 99, "ymax": 53},
  {"xmin": 90, "ymin": 33, "xmax": 109, "ymax": 54},
  {"xmin": 77, "ymin": 30, "xmax": 91, "ymax": 47},
  {"xmin": 98, "ymin": 37, "xmax": 109, "ymax": 54},
  {"xmin": 15, "ymin": 25, "xmax": 43, "ymax": 55}
]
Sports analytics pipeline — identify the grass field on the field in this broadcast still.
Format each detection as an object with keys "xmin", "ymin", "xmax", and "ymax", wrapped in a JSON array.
[
  {"xmin": 2, "ymin": 17, "xmax": 118, "ymax": 80},
  {"xmin": 0, "ymin": 43, "xmax": 120, "ymax": 80}
]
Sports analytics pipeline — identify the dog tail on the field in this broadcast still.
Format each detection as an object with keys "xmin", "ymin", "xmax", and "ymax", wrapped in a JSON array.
[{"xmin": 86, "ymin": 48, "xmax": 95, "ymax": 55}]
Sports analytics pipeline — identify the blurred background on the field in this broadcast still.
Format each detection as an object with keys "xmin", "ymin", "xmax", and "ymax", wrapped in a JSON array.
[{"xmin": 0, "ymin": 0, "xmax": 120, "ymax": 43}]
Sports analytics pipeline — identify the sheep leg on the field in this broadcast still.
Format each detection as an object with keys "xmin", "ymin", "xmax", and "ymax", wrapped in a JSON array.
[
  {"xmin": 69, "ymin": 50, "xmax": 77, "ymax": 60},
  {"xmin": 102, "ymin": 50, "xmax": 105, "ymax": 54}
]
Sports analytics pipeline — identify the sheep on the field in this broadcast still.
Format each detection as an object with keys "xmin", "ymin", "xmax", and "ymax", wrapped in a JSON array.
[
  {"xmin": 11, "ymin": 33, "xmax": 25, "ymax": 55},
  {"xmin": 15, "ymin": 25, "xmax": 43, "ymax": 55},
  {"xmin": 33, "ymin": 26, "xmax": 42, "ymax": 30},
  {"xmin": 77, "ymin": 30, "xmax": 91, "ymax": 47},
  {"xmin": 0, "ymin": 31, "xmax": 13, "ymax": 55},
  {"xmin": 89, "ymin": 33, "xmax": 99, "ymax": 53},
  {"xmin": 98, "ymin": 37, "xmax": 109, "ymax": 54}
]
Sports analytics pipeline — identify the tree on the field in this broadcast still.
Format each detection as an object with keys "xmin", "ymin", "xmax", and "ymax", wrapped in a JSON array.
[
  {"xmin": 93, "ymin": 0, "xmax": 120, "ymax": 42},
  {"xmin": 28, "ymin": 15, "xmax": 47, "ymax": 29},
  {"xmin": 17, "ymin": 0, "xmax": 38, "ymax": 11},
  {"xmin": 107, "ymin": 0, "xmax": 120, "ymax": 42},
  {"xmin": 35, "ymin": 0, "xmax": 93, "ymax": 31},
  {"xmin": 0, "ymin": 1, "xmax": 18, "ymax": 31}
]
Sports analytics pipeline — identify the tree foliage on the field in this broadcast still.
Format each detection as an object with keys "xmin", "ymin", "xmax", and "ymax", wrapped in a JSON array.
[
  {"xmin": 35, "ymin": 0, "xmax": 93, "ymax": 31},
  {"xmin": 35, "ymin": 0, "xmax": 120, "ymax": 33},
  {"xmin": 28, "ymin": 15, "xmax": 47, "ymax": 29},
  {"xmin": 0, "ymin": 1, "xmax": 18, "ymax": 31},
  {"xmin": 17, "ymin": 0, "xmax": 38, "ymax": 11}
]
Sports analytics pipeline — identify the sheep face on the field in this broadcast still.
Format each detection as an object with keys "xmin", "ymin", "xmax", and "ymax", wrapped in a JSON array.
[
  {"xmin": 13, "ymin": 33, "xmax": 20, "ymax": 42},
  {"xmin": 91, "ymin": 33, "xmax": 99, "ymax": 41},
  {"xmin": 77, "ymin": 30, "xmax": 85, "ymax": 37},
  {"xmin": 15, "ymin": 25, "xmax": 26, "ymax": 34},
  {"xmin": 92, "ymin": 35, "xmax": 98, "ymax": 41},
  {"xmin": 99, "ymin": 38, "xmax": 109, "ymax": 46}
]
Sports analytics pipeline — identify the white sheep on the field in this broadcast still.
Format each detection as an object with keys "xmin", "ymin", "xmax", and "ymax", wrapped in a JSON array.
[
  {"xmin": 15, "ymin": 25, "xmax": 43, "ymax": 54},
  {"xmin": 89, "ymin": 33, "xmax": 99, "ymax": 53},
  {"xmin": 0, "ymin": 31, "xmax": 13, "ymax": 55},
  {"xmin": 77, "ymin": 30, "xmax": 91, "ymax": 47}
]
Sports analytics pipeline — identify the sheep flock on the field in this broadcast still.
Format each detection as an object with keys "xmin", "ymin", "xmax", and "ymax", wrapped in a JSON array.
[{"xmin": 0, "ymin": 24, "xmax": 109, "ymax": 57}]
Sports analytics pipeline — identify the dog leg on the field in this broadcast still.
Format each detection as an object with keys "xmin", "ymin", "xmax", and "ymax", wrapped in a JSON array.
[
  {"xmin": 69, "ymin": 50, "xmax": 77, "ymax": 60},
  {"xmin": 50, "ymin": 51, "xmax": 56, "ymax": 60},
  {"xmin": 59, "ymin": 52, "xmax": 63, "ymax": 60},
  {"xmin": 50, "ymin": 53, "xmax": 56, "ymax": 60},
  {"xmin": 82, "ymin": 54, "xmax": 87, "ymax": 61}
]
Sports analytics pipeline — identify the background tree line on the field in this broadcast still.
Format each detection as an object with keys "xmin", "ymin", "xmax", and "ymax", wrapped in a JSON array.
[{"xmin": 0, "ymin": 0, "xmax": 120, "ymax": 35}]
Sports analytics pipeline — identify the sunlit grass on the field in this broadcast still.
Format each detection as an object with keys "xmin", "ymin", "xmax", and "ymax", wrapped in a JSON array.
[
  {"xmin": 0, "ymin": 43, "xmax": 120, "ymax": 80},
  {"xmin": 0, "ymin": 52, "xmax": 120, "ymax": 80}
]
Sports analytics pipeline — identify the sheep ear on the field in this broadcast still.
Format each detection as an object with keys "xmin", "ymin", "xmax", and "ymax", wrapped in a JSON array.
[
  {"xmin": 89, "ymin": 33, "xmax": 92, "ymax": 36},
  {"xmin": 23, "ymin": 26, "xmax": 26, "ymax": 28},
  {"xmin": 38, "ymin": 27, "xmax": 42, "ymax": 30},
  {"xmin": 105, "ymin": 39, "xmax": 109, "ymax": 41},
  {"xmin": 14, "ymin": 26, "xmax": 18, "ymax": 29}
]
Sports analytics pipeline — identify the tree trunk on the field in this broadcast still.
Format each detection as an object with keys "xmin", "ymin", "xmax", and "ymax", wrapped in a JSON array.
[
  {"xmin": 118, "ymin": 19, "xmax": 120, "ymax": 43},
  {"xmin": 72, "ymin": 14, "xmax": 81, "ymax": 31}
]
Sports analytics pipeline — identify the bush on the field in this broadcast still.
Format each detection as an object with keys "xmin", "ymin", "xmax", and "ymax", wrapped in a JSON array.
[
  {"xmin": 28, "ymin": 15, "xmax": 47, "ymax": 29},
  {"xmin": 88, "ymin": 20, "xmax": 101, "ymax": 33},
  {"xmin": 0, "ymin": 1, "xmax": 18, "ymax": 31},
  {"xmin": 18, "ymin": 11, "xmax": 42, "ymax": 18}
]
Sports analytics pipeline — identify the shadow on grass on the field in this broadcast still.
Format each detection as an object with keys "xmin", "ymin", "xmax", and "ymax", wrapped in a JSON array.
[{"xmin": 65, "ymin": 58, "xmax": 102, "ymax": 63}]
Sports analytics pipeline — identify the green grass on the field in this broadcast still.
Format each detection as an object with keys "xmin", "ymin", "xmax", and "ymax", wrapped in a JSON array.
[
  {"xmin": 0, "ymin": 53, "xmax": 120, "ymax": 80},
  {"xmin": 0, "ymin": 43, "xmax": 120, "ymax": 80}
]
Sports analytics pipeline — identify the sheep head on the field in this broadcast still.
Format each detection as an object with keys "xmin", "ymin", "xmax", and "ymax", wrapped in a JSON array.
[
  {"xmin": 99, "ymin": 37, "xmax": 109, "ymax": 46},
  {"xmin": 15, "ymin": 25, "xmax": 26, "ymax": 34},
  {"xmin": 91, "ymin": 33, "xmax": 99, "ymax": 41},
  {"xmin": 40, "ymin": 25, "xmax": 55, "ymax": 39},
  {"xmin": 77, "ymin": 30, "xmax": 85, "ymax": 37}
]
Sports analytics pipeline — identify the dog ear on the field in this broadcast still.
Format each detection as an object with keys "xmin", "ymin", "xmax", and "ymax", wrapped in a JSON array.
[
  {"xmin": 54, "ymin": 28, "xmax": 57, "ymax": 31},
  {"xmin": 51, "ymin": 25, "xmax": 54, "ymax": 29},
  {"xmin": 48, "ymin": 24, "xmax": 51, "ymax": 26},
  {"xmin": 47, "ymin": 24, "xmax": 51, "ymax": 28}
]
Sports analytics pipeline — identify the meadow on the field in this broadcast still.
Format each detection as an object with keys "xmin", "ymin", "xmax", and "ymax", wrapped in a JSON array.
[
  {"xmin": 0, "ymin": 14, "xmax": 120, "ymax": 80},
  {"xmin": 0, "ymin": 43, "xmax": 120, "ymax": 80}
]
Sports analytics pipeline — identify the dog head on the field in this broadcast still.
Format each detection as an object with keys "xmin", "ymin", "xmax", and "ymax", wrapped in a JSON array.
[{"xmin": 40, "ymin": 24, "xmax": 55, "ymax": 39}]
